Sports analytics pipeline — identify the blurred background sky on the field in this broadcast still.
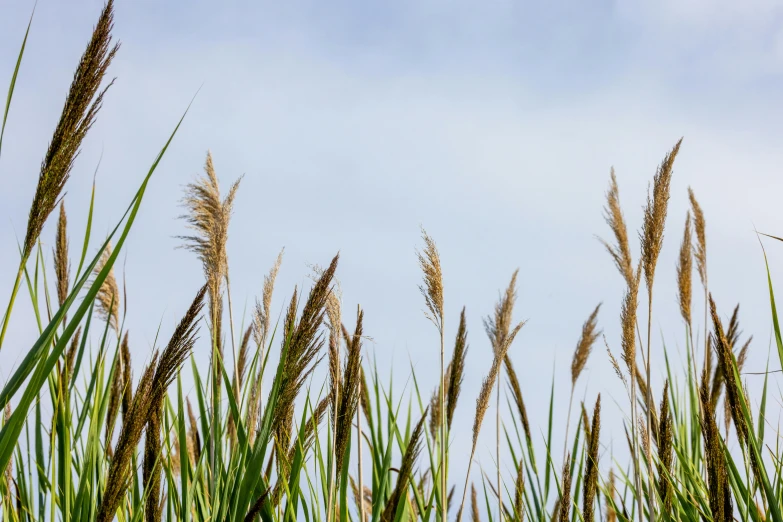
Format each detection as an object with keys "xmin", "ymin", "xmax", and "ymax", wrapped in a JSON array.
[{"xmin": 2, "ymin": 0, "xmax": 783, "ymax": 494}]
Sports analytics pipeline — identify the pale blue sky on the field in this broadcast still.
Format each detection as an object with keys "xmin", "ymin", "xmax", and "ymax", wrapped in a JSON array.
[{"xmin": 2, "ymin": 0, "xmax": 783, "ymax": 490}]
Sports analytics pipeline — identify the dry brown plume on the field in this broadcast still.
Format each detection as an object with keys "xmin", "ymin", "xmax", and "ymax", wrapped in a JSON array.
[
  {"xmin": 581, "ymin": 403, "xmax": 591, "ymax": 447},
  {"xmin": 54, "ymin": 202, "xmax": 70, "ymax": 309},
  {"xmin": 97, "ymin": 285, "xmax": 205, "ymax": 522},
  {"xmin": 657, "ymin": 381, "xmax": 673, "ymax": 513},
  {"xmin": 104, "ymin": 352, "xmax": 123, "ymax": 455},
  {"xmin": 571, "ymin": 304, "xmax": 602, "ymax": 385},
  {"xmin": 65, "ymin": 326, "xmax": 82, "ymax": 383},
  {"xmin": 470, "ymin": 484, "xmax": 481, "ymax": 522},
  {"xmin": 417, "ymin": 228, "xmax": 445, "ymax": 331},
  {"xmin": 484, "ymin": 270, "xmax": 519, "ymax": 354},
  {"xmin": 688, "ymin": 188, "xmax": 707, "ymax": 287},
  {"xmin": 120, "ymin": 332, "xmax": 132, "ymax": 420},
  {"xmin": 505, "ymin": 357, "xmax": 532, "ymax": 444},
  {"xmin": 699, "ymin": 369, "xmax": 733, "ymax": 522},
  {"xmin": 254, "ymin": 248, "xmax": 284, "ymax": 348},
  {"xmin": 606, "ymin": 469, "xmax": 617, "ymax": 522},
  {"xmin": 143, "ymin": 406, "xmax": 163, "ymax": 522},
  {"xmin": 334, "ymin": 307, "xmax": 364, "ymax": 476},
  {"xmin": 23, "ymin": 0, "xmax": 118, "ymax": 261},
  {"xmin": 620, "ymin": 268, "xmax": 641, "ymax": 378},
  {"xmin": 270, "ymin": 255, "xmax": 338, "ymax": 454},
  {"xmin": 514, "ymin": 460, "xmax": 525, "ymax": 522},
  {"xmin": 447, "ymin": 307, "xmax": 468, "ymax": 429},
  {"xmin": 641, "ymin": 138, "xmax": 682, "ymax": 293},
  {"xmin": 582, "ymin": 396, "xmax": 601, "ymax": 522},
  {"xmin": 179, "ymin": 151, "xmax": 242, "ymax": 392},
  {"xmin": 456, "ymin": 319, "xmax": 525, "ymax": 522},
  {"xmin": 381, "ymin": 409, "xmax": 426, "ymax": 522},
  {"xmin": 94, "ymin": 242, "xmax": 120, "ymax": 332},
  {"xmin": 559, "ymin": 455, "xmax": 572, "ymax": 522},
  {"xmin": 600, "ymin": 169, "xmax": 635, "ymax": 287},
  {"xmin": 473, "ymin": 324, "xmax": 523, "ymax": 448},
  {"xmin": 187, "ymin": 398, "xmax": 201, "ymax": 465},
  {"xmin": 709, "ymin": 296, "xmax": 748, "ymax": 443},
  {"xmin": 677, "ymin": 212, "xmax": 693, "ymax": 327}
]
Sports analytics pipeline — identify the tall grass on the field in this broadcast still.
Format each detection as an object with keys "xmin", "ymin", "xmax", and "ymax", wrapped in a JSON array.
[{"xmin": 2, "ymin": 4, "xmax": 783, "ymax": 522}]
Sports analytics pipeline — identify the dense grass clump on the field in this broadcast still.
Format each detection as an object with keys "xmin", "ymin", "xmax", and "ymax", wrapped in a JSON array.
[{"xmin": 2, "ymin": 3, "xmax": 783, "ymax": 522}]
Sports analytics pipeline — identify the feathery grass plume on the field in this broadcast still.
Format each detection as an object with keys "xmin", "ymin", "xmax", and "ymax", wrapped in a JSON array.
[
  {"xmin": 325, "ymin": 286, "xmax": 343, "ymax": 429},
  {"xmin": 54, "ymin": 202, "xmax": 70, "ymax": 309},
  {"xmin": 634, "ymin": 365, "xmax": 659, "ymax": 434},
  {"xmin": 559, "ymin": 454, "xmax": 572, "ymax": 522},
  {"xmin": 97, "ymin": 285, "xmax": 205, "ymax": 522},
  {"xmin": 709, "ymin": 304, "xmax": 741, "ymax": 410},
  {"xmin": 514, "ymin": 460, "xmax": 525, "ymax": 522},
  {"xmin": 582, "ymin": 396, "xmax": 601, "ymax": 522},
  {"xmin": 334, "ymin": 307, "xmax": 364, "ymax": 479},
  {"xmin": 254, "ymin": 248, "xmax": 284, "ymax": 348},
  {"xmin": 606, "ymin": 342, "xmax": 628, "ymax": 392},
  {"xmin": 565, "ymin": 303, "xmax": 601, "ymax": 458},
  {"xmin": 581, "ymin": 403, "xmax": 592, "ymax": 446},
  {"xmin": 244, "ymin": 489, "xmax": 272, "ymax": 522},
  {"xmin": 677, "ymin": 212, "xmax": 693, "ymax": 327},
  {"xmin": 699, "ymin": 369, "xmax": 733, "ymax": 522},
  {"xmin": 248, "ymin": 249, "xmax": 284, "ymax": 444},
  {"xmin": 639, "ymin": 138, "xmax": 681, "ymax": 519},
  {"xmin": 688, "ymin": 188, "xmax": 707, "ymax": 287},
  {"xmin": 689, "ymin": 187, "xmax": 709, "ymax": 374},
  {"xmin": 417, "ymin": 229, "xmax": 445, "ymax": 332},
  {"xmin": 143, "ymin": 406, "xmax": 163, "ymax": 522},
  {"xmin": 429, "ymin": 387, "xmax": 441, "ymax": 441},
  {"xmin": 571, "ymin": 303, "xmax": 602, "ymax": 385},
  {"xmin": 600, "ymin": 169, "xmax": 635, "ymax": 287},
  {"xmin": 248, "ymin": 251, "xmax": 282, "ymax": 436},
  {"xmin": 638, "ymin": 415, "xmax": 651, "ymax": 465},
  {"xmin": 551, "ymin": 498, "xmax": 562, "ymax": 522},
  {"xmin": 94, "ymin": 241, "xmax": 120, "ymax": 332},
  {"xmin": 22, "ymin": 1, "xmax": 118, "ymax": 262},
  {"xmin": 456, "ymin": 320, "xmax": 525, "ymax": 522},
  {"xmin": 120, "ymin": 332, "xmax": 132, "ymax": 420},
  {"xmin": 186, "ymin": 398, "xmax": 201, "ymax": 465},
  {"xmin": 65, "ymin": 326, "xmax": 82, "ymax": 382},
  {"xmin": 271, "ymin": 255, "xmax": 338, "ymax": 454},
  {"xmin": 104, "ymin": 353, "xmax": 123, "ymax": 454},
  {"xmin": 381, "ymin": 409, "xmax": 426, "ymax": 522},
  {"xmin": 640, "ymin": 139, "xmax": 681, "ymax": 294},
  {"xmin": 179, "ymin": 151, "xmax": 241, "ymax": 310},
  {"xmin": 709, "ymin": 296, "xmax": 748, "ymax": 444},
  {"xmin": 484, "ymin": 269, "xmax": 519, "ymax": 521},
  {"xmin": 359, "ymin": 366, "xmax": 373, "ymax": 430},
  {"xmin": 606, "ymin": 469, "xmax": 617, "ymax": 522},
  {"xmin": 621, "ymin": 265, "xmax": 644, "ymax": 522},
  {"xmin": 470, "ymin": 484, "xmax": 481, "ymax": 522},
  {"xmin": 417, "ymin": 228, "xmax": 447, "ymax": 522},
  {"xmin": 98, "ymin": 356, "xmax": 157, "ymax": 522},
  {"xmin": 505, "ymin": 356, "xmax": 532, "ymax": 444},
  {"xmin": 179, "ymin": 152, "xmax": 242, "ymax": 444},
  {"xmin": 447, "ymin": 307, "xmax": 468, "ymax": 429},
  {"xmin": 620, "ymin": 269, "xmax": 641, "ymax": 378},
  {"xmin": 657, "ymin": 381, "xmax": 673, "ymax": 513},
  {"xmin": 485, "ymin": 270, "xmax": 519, "ymax": 355}
]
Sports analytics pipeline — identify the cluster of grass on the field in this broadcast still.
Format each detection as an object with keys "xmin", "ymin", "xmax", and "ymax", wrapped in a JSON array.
[{"xmin": 1, "ymin": 2, "xmax": 783, "ymax": 522}]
